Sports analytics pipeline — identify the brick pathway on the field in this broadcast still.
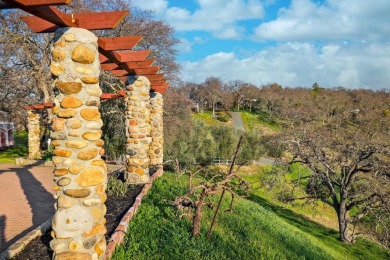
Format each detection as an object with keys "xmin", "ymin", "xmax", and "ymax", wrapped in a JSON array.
[{"xmin": 0, "ymin": 163, "xmax": 55, "ymax": 253}]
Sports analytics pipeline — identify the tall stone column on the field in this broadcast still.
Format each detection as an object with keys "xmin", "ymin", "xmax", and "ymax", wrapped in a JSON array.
[
  {"xmin": 27, "ymin": 110, "xmax": 41, "ymax": 159},
  {"xmin": 149, "ymin": 92, "xmax": 164, "ymax": 167},
  {"xmin": 124, "ymin": 76, "xmax": 151, "ymax": 184},
  {"xmin": 49, "ymin": 28, "xmax": 107, "ymax": 259}
]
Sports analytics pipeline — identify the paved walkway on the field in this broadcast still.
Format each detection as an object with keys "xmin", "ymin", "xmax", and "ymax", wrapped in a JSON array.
[
  {"xmin": 229, "ymin": 112, "xmax": 246, "ymax": 131},
  {"xmin": 0, "ymin": 163, "xmax": 54, "ymax": 253}
]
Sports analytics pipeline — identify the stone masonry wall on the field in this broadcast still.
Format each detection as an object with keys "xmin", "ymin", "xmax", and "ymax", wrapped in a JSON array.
[
  {"xmin": 124, "ymin": 76, "xmax": 151, "ymax": 184},
  {"xmin": 49, "ymin": 28, "xmax": 107, "ymax": 260},
  {"xmin": 27, "ymin": 111, "xmax": 41, "ymax": 159},
  {"xmin": 149, "ymin": 92, "xmax": 164, "ymax": 166}
]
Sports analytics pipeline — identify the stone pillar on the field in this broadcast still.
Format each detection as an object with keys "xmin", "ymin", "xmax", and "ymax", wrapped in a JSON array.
[
  {"xmin": 49, "ymin": 28, "xmax": 107, "ymax": 259},
  {"xmin": 27, "ymin": 110, "xmax": 41, "ymax": 159},
  {"xmin": 149, "ymin": 92, "xmax": 164, "ymax": 167},
  {"xmin": 124, "ymin": 76, "xmax": 151, "ymax": 184}
]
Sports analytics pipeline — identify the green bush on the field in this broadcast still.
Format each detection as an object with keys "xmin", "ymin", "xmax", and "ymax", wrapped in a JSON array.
[
  {"xmin": 107, "ymin": 173, "xmax": 130, "ymax": 197},
  {"xmin": 215, "ymin": 112, "xmax": 230, "ymax": 122}
]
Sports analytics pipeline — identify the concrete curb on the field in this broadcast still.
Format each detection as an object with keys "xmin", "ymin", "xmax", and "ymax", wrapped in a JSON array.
[
  {"xmin": 105, "ymin": 167, "xmax": 164, "ymax": 259},
  {"xmin": 0, "ymin": 217, "xmax": 52, "ymax": 260}
]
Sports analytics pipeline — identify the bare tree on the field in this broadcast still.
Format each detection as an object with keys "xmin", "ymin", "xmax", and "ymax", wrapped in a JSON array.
[{"xmin": 284, "ymin": 90, "xmax": 390, "ymax": 243}]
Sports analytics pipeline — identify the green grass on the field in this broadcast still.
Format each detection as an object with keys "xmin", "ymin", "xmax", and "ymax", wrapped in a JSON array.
[
  {"xmin": 112, "ymin": 172, "xmax": 389, "ymax": 260},
  {"xmin": 193, "ymin": 111, "xmax": 230, "ymax": 125},
  {"xmin": 241, "ymin": 110, "xmax": 280, "ymax": 132},
  {"xmin": 0, "ymin": 131, "xmax": 28, "ymax": 163}
]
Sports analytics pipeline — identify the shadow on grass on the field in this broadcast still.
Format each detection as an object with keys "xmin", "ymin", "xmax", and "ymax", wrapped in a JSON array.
[
  {"xmin": 248, "ymin": 194, "xmax": 338, "ymax": 239},
  {"xmin": 248, "ymin": 194, "xmax": 390, "ymax": 259}
]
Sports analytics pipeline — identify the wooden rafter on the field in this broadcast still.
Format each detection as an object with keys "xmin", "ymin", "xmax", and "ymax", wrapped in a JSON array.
[
  {"xmin": 21, "ymin": 10, "xmax": 128, "ymax": 33},
  {"xmin": 110, "ymin": 70, "xmax": 129, "ymax": 77},
  {"xmin": 98, "ymin": 36, "xmax": 142, "ymax": 51},
  {"xmin": 123, "ymin": 59, "xmax": 155, "ymax": 69},
  {"xmin": 100, "ymin": 63, "xmax": 119, "ymax": 71},
  {"xmin": 141, "ymin": 74, "xmax": 164, "ymax": 81},
  {"xmin": 113, "ymin": 50, "xmax": 151, "ymax": 63},
  {"xmin": 2, "ymin": 0, "xmax": 71, "ymax": 7}
]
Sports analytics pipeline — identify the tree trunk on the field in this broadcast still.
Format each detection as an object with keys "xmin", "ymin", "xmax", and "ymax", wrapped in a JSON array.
[
  {"xmin": 192, "ymin": 189, "xmax": 207, "ymax": 237},
  {"xmin": 337, "ymin": 201, "xmax": 352, "ymax": 243}
]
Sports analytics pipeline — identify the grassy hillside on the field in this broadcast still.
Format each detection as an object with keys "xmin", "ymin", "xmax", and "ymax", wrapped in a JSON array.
[
  {"xmin": 192, "ymin": 111, "xmax": 232, "ymax": 126},
  {"xmin": 0, "ymin": 131, "xmax": 28, "ymax": 163},
  {"xmin": 112, "ymin": 172, "xmax": 389, "ymax": 259}
]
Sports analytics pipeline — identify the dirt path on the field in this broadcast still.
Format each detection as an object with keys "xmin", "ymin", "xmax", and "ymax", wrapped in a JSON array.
[
  {"xmin": 229, "ymin": 112, "xmax": 245, "ymax": 130},
  {"xmin": 0, "ymin": 163, "xmax": 54, "ymax": 253}
]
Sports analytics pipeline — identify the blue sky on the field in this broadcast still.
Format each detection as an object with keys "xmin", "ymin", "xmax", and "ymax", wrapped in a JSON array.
[{"xmin": 132, "ymin": 0, "xmax": 390, "ymax": 90}]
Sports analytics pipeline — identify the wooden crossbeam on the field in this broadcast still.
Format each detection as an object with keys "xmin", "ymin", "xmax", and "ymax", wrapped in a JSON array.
[
  {"xmin": 15, "ymin": 5, "xmax": 76, "ymax": 27},
  {"xmin": 149, "ymin": 80, "xmax": 166, "ymax": 85},
  {"xmin": 113, "ymin": 50, "xmax": 151, "ymax": 62},
  {"xmin": 110, "ymin": 70, "xmax": 129, "ymax": 77},
  {"xmin": 127, "ymin": 66, "xmax": 159, "ymax": 75},
  {"xmin": 23, "ymin": 102, "xmax": 54, "ymax": 110},
  {"xmin": 151, "ymin": 83, "xmax": 169, "ymax": 94},
  {"xmin": 100, "ymin": 63, "xmax": 119, "ymax": 70},
  {"xmin": 98, "ymin": 36, "xmax": 142, "ymax": 51},
  {"xmin": 21, "ymin": 10, "xmax": 128, "ymax": 33},
  {"xmin": 3, "ymin": 0, "xmax": 71, "ymax": 7},
  {"xmin": 99, "ymin": 54, "xmax": 109, "ymax": 63},
  {"xmin": 140, "ymin": 74, "xmax": 164, "ymax": 81},
  {"xmin": 123, "ymin": 59, "xmax": 154, "ymax": 69}
]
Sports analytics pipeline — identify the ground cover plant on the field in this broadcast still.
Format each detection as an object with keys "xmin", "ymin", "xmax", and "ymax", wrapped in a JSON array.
[{"xmin": 111, "ymin": 172, "xmax": 390, "ymax": 259}]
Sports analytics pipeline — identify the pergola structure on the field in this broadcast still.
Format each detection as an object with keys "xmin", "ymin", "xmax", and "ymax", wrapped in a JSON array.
[{"xmin": 1, "ymin": 1, "xmax": 167, "ymax": 259}]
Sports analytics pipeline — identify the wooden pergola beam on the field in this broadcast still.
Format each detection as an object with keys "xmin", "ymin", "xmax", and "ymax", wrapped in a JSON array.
[
  {"xmin": 113, "ymin": 50, "xmax": 151, "ymax": 62},
  {"xmin": 21, "ymin": 10, "xmax": 128, "ymax": 33},
  {"xmin": 2, "ymin": 0, "xmax": 71, "ymax": 7},
  {"xmin": 127, "ymin": 66, "xmax": 159, "ymax": 75},
  {"xmin": 149, "ymin": 79, "xmax": 166, "ymax": 85},
  {"xmin": 139, "ymin": 74, "xmax": 164, "ymax": 81},
  {"xmin": 123, "ymin": 59, "xmax": 155, "ymax": 69},
  {"xmin": 98, "ymin": 36, "xmax": 142, "ymax": 51},
  {"xmin": 100, "ymin": 63, "xmax": 119, "ymax": 71},
  {"xmin": 110, "ymin": 70, "xmax": 129, "ymax": 77}
]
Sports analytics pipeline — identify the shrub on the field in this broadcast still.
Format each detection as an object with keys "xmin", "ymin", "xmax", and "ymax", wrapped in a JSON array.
[{"xmin": 107, "ymin": 173, "xmax": 130, "ymax": 197}]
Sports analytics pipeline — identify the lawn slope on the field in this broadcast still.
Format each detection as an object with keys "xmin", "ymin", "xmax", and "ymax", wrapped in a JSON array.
[{"xmin": 112, "ymin": 172, "xmax": 389, "ymax": 259}]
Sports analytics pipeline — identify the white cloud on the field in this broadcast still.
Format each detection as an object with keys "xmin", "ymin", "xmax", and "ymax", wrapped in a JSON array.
[
  {"xmin": 254, "ymin": 0, "xmax": 390, "ymax": 42},
  {"xmin": 132, "ymin": 0, "xmax": 168, "ymax": 14},
  {"xmin": 176, "ymin": 38, "xmax": 192, "ymax": 53},
  {"xmin": 180, "ymin": 42, "xmax": 390, "ymax": 90},
  {"xmin": 132, "ymin": 0, "xmax": 265, "ymax": 39}
]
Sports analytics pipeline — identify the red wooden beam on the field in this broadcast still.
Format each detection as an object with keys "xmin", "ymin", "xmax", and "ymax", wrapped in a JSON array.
[
  {"xmin": 23, "ymin": 102, "xmax": 55, "ymax": 110},
  {"xmin": 149, "ymin": 80, "xmax": 166, "ymax": 86},
  {"xmin": 142, "ymin": 74, "xmax": 164, "ymax": 81},
  {"xmin": 3, "ymin": 0, "xmax": 71, "ymax": 7},
  {"xmin": 100, "ymin": 91, "xmax": 126, "ymax": 101},
  {"xmin": 123, "ymin": 59, "xmax": 155, "ymax": 69},
  {"xmin": 151, "ymin": 83, "xmax": 169, "ymax": 94},
  {"xmin": 100, "ymin": 63, "xmax": 119, "ymax": 70},
  {"xmin": 21, "ymin": 10, "xmax": 128, "ymax": 33},
  {"xmin": 127, "ymin": 66, "xmax": 159, "ymax": 75},
  {"xmin": 99, "ymin": 54, "xmax": 109, "ymax": 63},
  {"xmin": 44, "ymin": 102, "xmax": 55, "ymax": 108},
  {"xmin": 113, "ymin": 50, "xmax": 151, "ymax": 62},
  {"xmin": 110, "ymin": 70, "xmax": 129, "ymax": 77},
  {"xmin": 98, "ymin": 36, "xmax": 142, "ymax": 51},
  {"xmin": 18, "ymin": 6, "xmax": 76, "ymax": 27}
]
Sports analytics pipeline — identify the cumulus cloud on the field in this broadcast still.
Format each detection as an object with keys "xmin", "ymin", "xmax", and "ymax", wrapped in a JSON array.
[
  {"xmin": 132, "ymin": 0, "xmax": 168, "ymax": 14},
  {"xmin": 180, "ymin": 42, "xmax": 390, "ymax": 90},
  {"xmin": 254, "ymin": 0, "xmax": 390, "ymax": 42},
  {"xmin": 132, "ymin": 0, "xmax": 265, "ymax": 39}
]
